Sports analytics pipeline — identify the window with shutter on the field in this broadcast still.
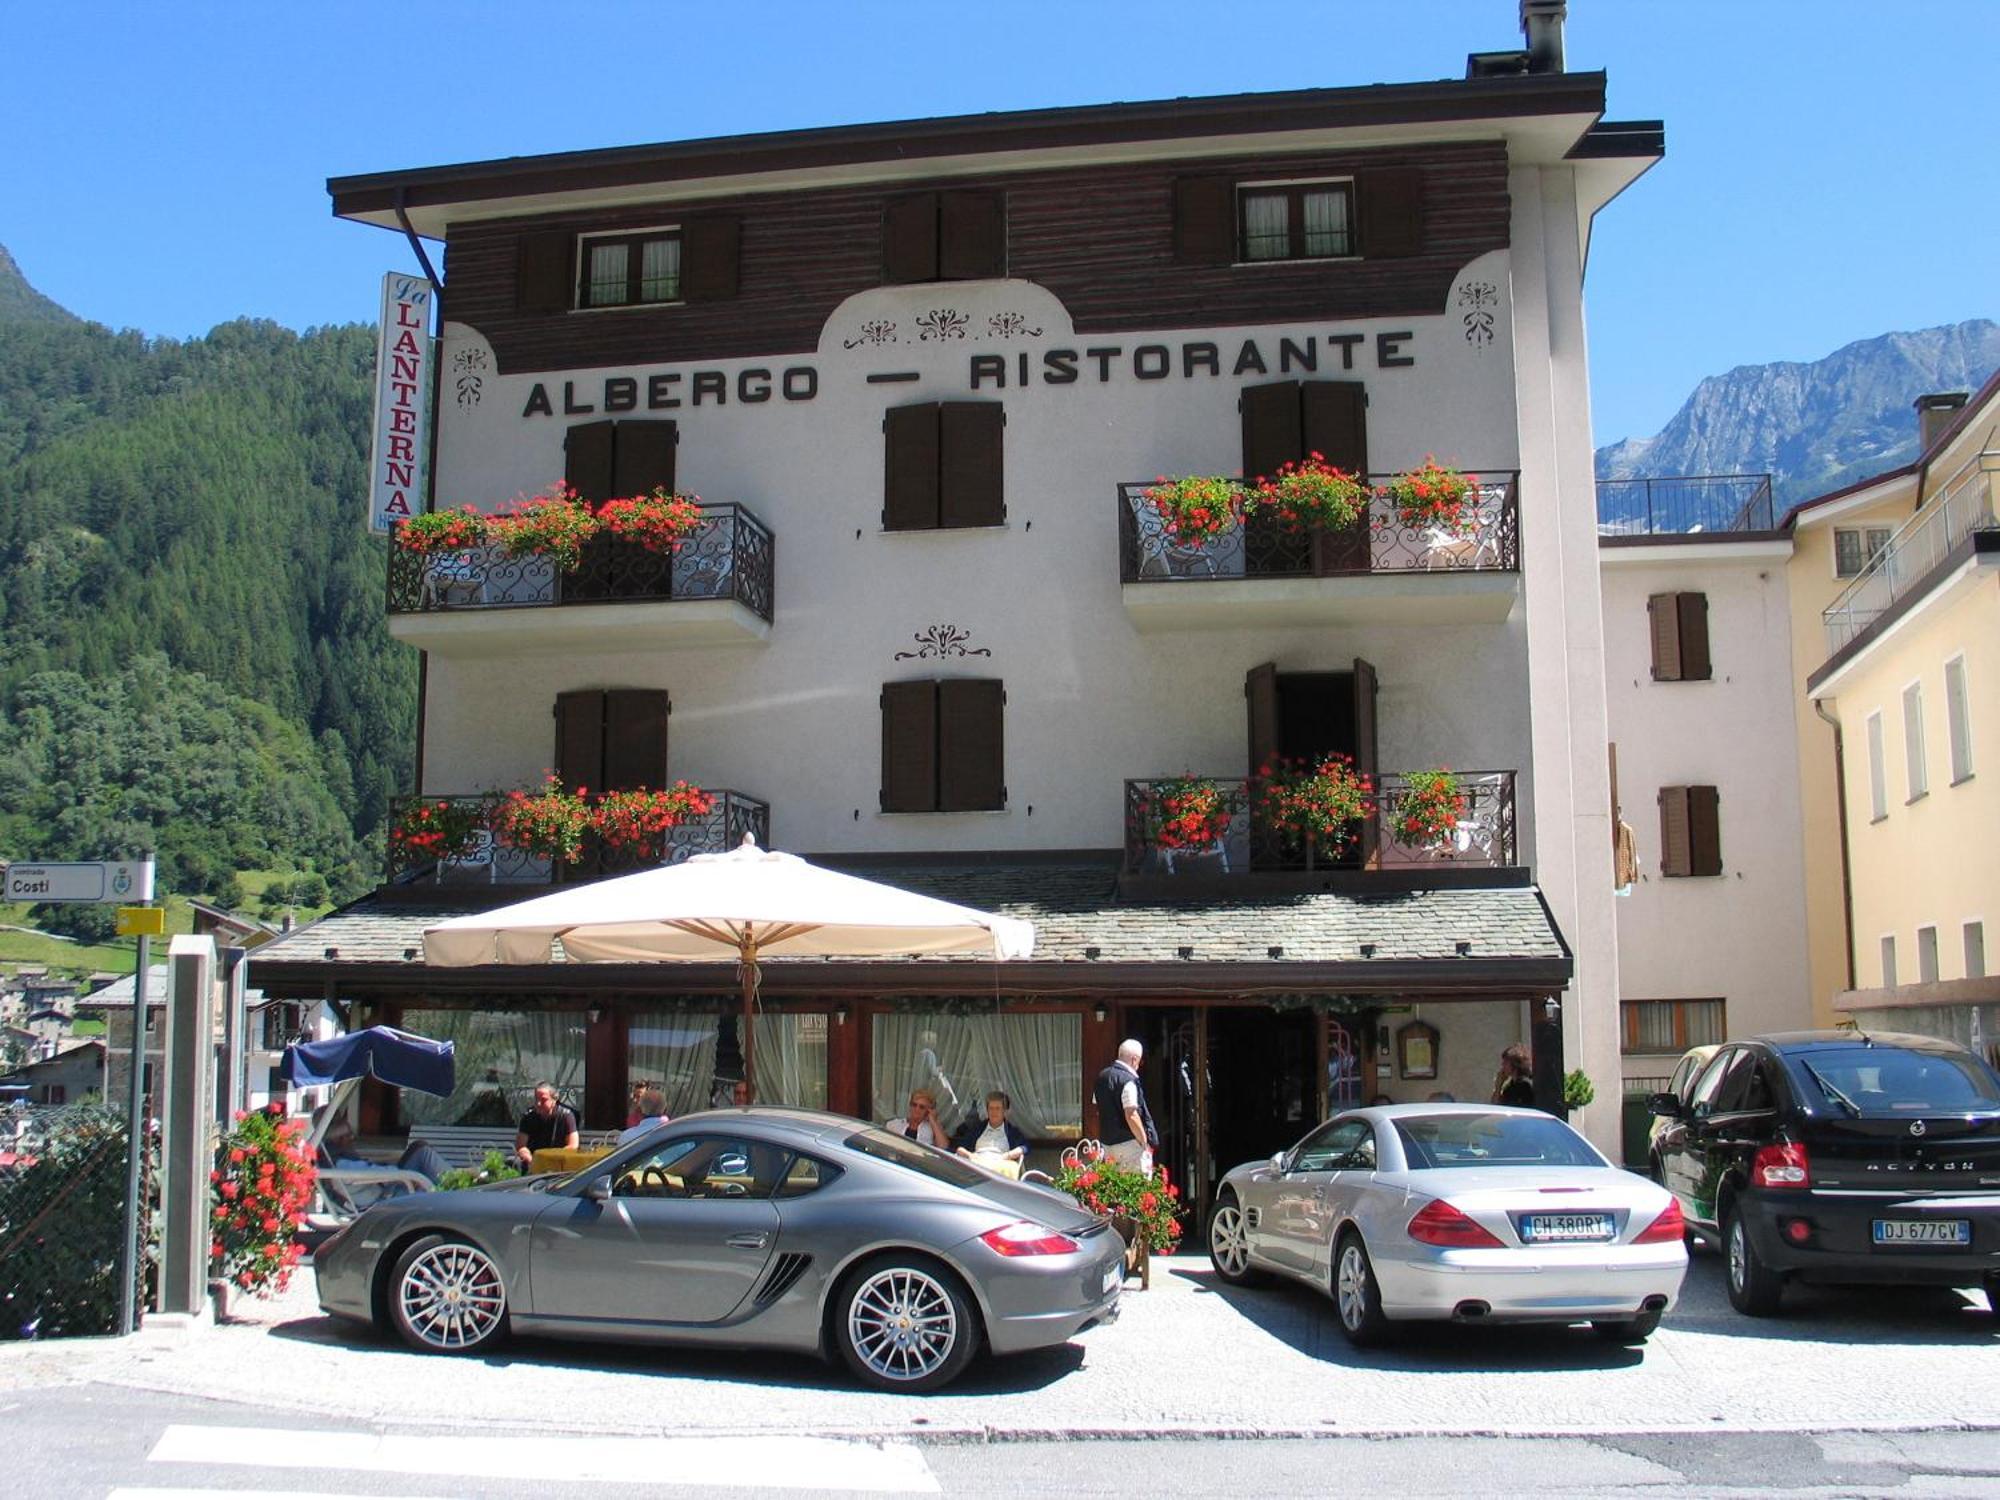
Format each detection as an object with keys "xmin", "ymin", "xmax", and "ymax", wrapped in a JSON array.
[
  {"xmin": 1945, "ymin": 655, "xmax": 1974, "ymax": 784},
  {"xmin": 1658, "ymin": 785, "xmax": 1721, "ymax": 878},
  {"xmin": 883, "ymin": 402, "xmax": 1003, "ymax": 531},
  {"xmin": 1355, "ymin": 168, "xmax": 1425, "ymax": 258},
  {"xmin": 575, "ymin": 227, "xmax": 684, "ymax": 308},
  {"xmin": 516, "ymin": 231, "xmax": 573, "ymax": 315},
  {"xmin": 1173, "ymin": 177, "xmax": 1235, "ymax": 265},
  {"xmin": 1236, "ymin": 180, "xmax": 1355, "ymax": 261},
  {"xmin": 1657, "ymin": 787, "xmax": 1691, "ymax": 878},
  {"xmin": 555, "ymin": 688, "xmax": 670, "ymax": 876},
  {"xmin": 1647, "ymin": 592, "xmax": 1710, "ymax": 681},
  {"xmin": 1903, "ymin": 680, "xmax": 1929, "ymax": 800},
  {"xmin": 882, "ymin": 191, "xmax": 1004, "ymax": 283},
  {"xmin": 681, "ymin": 216, "xmax": 741, "ymax": 303},
  {"xmin": 881, "ymin": 680, "xmax": 1005, "ymax": 812},
  {"xmin": 1866, "ymin": 711, "xmax": 1888, "ymax": 821},
  {"xmin": 880, "ymin": 681, "xmax": 939, "ymax": 812}
]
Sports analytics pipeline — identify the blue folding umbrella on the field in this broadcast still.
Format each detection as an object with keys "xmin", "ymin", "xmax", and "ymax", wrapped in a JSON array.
[{"xmin": 280, "ymin": 1025, "xmax": 455, "ymax": 1097}]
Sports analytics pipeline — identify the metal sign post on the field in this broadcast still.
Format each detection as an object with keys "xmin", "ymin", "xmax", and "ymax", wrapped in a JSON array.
[{"xmin": 115, "ymin": 857, "xmax": 159, "ymax": 1336}]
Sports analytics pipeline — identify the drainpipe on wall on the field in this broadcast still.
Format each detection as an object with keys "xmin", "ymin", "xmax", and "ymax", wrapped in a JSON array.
[{"xmin": 1812, "ymin": 698, "xmax": 1858, "ymax": 992}]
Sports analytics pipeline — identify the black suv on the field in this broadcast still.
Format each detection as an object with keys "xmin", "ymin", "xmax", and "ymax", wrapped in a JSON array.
[{"xmin": 1649, "ymin": 1030, "xmax": 2000, "ymax": 1316}]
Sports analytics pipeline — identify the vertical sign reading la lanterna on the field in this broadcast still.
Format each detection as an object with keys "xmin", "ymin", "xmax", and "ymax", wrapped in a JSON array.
[{"xmin": 367, "ymin": 273, "xmax": 433, "ymax": 534}]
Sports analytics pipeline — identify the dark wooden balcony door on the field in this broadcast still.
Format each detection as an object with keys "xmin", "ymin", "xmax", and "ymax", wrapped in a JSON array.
[{"xmin": 1246, "ymin": 659, "xmax": 1378, "ymax": 871}]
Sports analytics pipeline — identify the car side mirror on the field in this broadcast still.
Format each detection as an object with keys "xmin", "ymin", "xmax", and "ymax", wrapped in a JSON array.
[
  {"xmin": 584, "ymin": 1173, "xmax": 614, "ymax": 1202},
  {"xmin": 1647, "ymin": 1092, "xmax": 1682, "ymax": 1119},
  {"xmin": 1270, "ymin": 1151, "xmax": 1289, "ymax": 1172}
]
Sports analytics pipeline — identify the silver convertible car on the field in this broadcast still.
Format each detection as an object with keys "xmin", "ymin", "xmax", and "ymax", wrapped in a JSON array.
[
  {"xmin": 315, "ymin": 1107, "xmax": 1123, "ymax": 1391},
  {"xmin": 1207, "ymin": 1104, "xmax": 1687, "ymax": 1344}
]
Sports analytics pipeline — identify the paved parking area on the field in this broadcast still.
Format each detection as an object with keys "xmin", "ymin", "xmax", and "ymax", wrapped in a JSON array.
[{"xmin": 4, "ymin": 1250, "xmax": 1994, "ymax": 1439}]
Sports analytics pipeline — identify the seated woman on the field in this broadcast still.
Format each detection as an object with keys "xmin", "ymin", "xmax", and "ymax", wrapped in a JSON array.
[{"xmin": 950, "ymin": 1091, "xmax": 1030, "ymax": 1174}]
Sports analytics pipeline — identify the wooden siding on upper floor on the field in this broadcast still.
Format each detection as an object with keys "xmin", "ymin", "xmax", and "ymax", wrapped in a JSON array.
[{"xmin": 441, "ymin": 142, "xmax": 1510, "ymax": 375}]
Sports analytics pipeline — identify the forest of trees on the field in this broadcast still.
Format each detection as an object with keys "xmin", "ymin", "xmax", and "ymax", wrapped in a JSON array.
[{"xmin": 0, "ymin": 251, "xmax": 416, "ymax": 925}]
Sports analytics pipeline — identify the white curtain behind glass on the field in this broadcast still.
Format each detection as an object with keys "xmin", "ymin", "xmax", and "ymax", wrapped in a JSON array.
[
  {"xmin": 753, "ymin": 1013, "xmax": 829, "ymax": 1110},
  {"xmin": 870, "ymin": 1013, "xmax": 1081, "ymax": 1139},
  {"xmin": 628, "ymin": 1014, "xmax": 720, "ymax": 1118},
  {"xmin": 401, "ymin": 1009, "xmax": 589, "ymax": 1127},
  {"xmin": 1302, "ymin": 189, "xmax": 1349, "ymax": 257},
  {"xmin": 1241, "ymin": 193, "xmax": 1289, "ymax": 260},
  {"xmin": 587, "ymin": 242, "xmax": 629, "ymax": 305},
  {"xmin": 640, "ymin": 238, "xmax": 681, "ymax": 301}
]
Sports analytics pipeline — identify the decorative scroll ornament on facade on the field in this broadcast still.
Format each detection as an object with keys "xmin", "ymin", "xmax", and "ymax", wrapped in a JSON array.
[
  {"xmin": 915, "ymin": 308, "xmax": 971, "ymax": 341},
  {"xmin": 893, "ymin": 624, "xmax": 993, "ymax": 661},
  {"xmin": 1458, "ymin": 282, "xmax": 1499, "ymax": 349},
  {"xmin": 452, "ymin": 346, "xmax": 490, "ymax": 409},
  {"xmin": 987, "ymin": 312, "xmax": 1044, "ymax": 339},
  {"xmin": 841, "ymin": 319, "xmax": 899, "ymax": 350}
]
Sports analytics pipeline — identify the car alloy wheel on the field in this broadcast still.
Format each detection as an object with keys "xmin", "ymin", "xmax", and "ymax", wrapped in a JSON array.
[
  {"xmin": 1333, "ymin": 1233, "xmax": 1388, "ymax": 1346},
  {"xmin": 1724, "ymin": 1206, "xmax": 1783, "ymax": 1317},
  {"xmin": 391, "ymin": 1236, "xmax": 508, "ymax": 1353},
  {"xmin": 1208, "ymin": 1199, "xmax": 1255, "ymax": 1283},
  {"xmin": 841, "ymin": 1260, "xmax": 972, "ymax": 1391}
]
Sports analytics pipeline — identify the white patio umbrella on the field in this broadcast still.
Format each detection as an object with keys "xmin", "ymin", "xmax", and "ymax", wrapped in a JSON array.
[{"xmin": 422, "ymin": 835, "xmax": 1034, "ymax": 1091}]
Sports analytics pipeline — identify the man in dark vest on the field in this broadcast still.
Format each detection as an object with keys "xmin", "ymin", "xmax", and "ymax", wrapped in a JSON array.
[{"xmin": 1094, "ymin": 1039, "xmax": 1157, "ymax": 1176}]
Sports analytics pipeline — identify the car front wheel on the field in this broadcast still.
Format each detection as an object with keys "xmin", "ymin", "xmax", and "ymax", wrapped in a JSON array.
[
  {"xmin": 1724, "ymin": 1205, "xmax": 1784, "ymax": 1317},
  {"xmin": 1332, "ymin": 1231, "xmax": 1390, "ymax": 1347},
  {"xmin": 387, "ymin": 1234, "xmax": 509, "ymax": 1354},
  {"xmin": 1207, "ymin": 1193, "xmax": 1267, "ymax": 1287},
  {"xmin": 836, "ymin": 1255, "xmax": 977, "ymax": 1392}
]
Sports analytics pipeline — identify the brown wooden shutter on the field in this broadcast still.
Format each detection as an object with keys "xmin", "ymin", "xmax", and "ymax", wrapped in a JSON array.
[
  {"xmin": 564, "ymin": 420, "xmax": 618, "ymax": 504},
  {"xmin": 1302, "ymin": 381, "xmax": 1371, "ymax": 572},
  {"xmin": 1173, "ymin": 177, "xmax": 1235, "ymax": 265},
  {"xmin": 555, "ymin": 690, "xmax": 607, "ymax": 878},
  {"xmin": 602, "ymin": 690, "xmax": 670, "ymax": 792},
  {"xmin": 1677, "ymin": 593, "xmax": 1712, "ymax": 681},
  {"xmin": 939, "ymin": 191, "xmax": 1005, "ymax": 279},
  {"xmin": 516, "ymin": 230, "xmax": 573, "ymax": 314},
  {"xmin": 1657, "ymin": 786, "xmax": 1692, "ymax": 877},
  {"xmin": 681, "ymin": 216, "xmax": 741, "ymax": 302},
  {"xmin": 1688, "ymin": 785, "xmax": 1722, "ymax": 876},
  {"xmin": 883, "ymin": 403, "xmax": 941, "ymax": 530},
  {"xmin": 883, "ymin": 193, "xmax": 940, "ymax": 283},
  {"xmin": 611, "ymin": 420, "xmax": 678, "ymax": 497},
  {"xmin": 1647, "ymin": 593, "xmax": 1684, "ymax": 681},
  {"xmin": 1240, "ymin": 381, "xmax": 1303, "ymax": 482},
  {"xmin": 938, "ymin": 679, "xmax": 1005, "ymax": 811},
  {"xmin": 1352, "ymin": 658, "xmax": 1380, "ymax": 868},
  {"xmin": 881, "ymin": 681, "xmax": 940, "ymax": 811},
  {"xmin": 1356, "ymin": 168, "xmax": 1424, "ymax": 258},
  {"xmin": 939, "ymin": 402, "xmax": 1004, "ymax": 527},
  {"xmin": 1245, "ymin": 663, "xmax": 1280, "ymax": 777}
]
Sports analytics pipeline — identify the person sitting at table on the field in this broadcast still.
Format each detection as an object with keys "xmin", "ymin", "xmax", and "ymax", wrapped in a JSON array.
[
  {"xmin": 885, "ymin": 1088, "xmax": 943, "ymax": 1145},
  {"xmin": 321, "ymin": 1115, "xmax": 449, "ymax": 1186},
  {"xmin": 951, "ymin": 1090, "xmax": 1029, "ymax": 1169},
  {"xmin": 616, "ymin": 1086, "xmax": 671, "ymax": 1145},
  {"xmin": 515, "ymin": 1081, "xmax": 579, "ymax": 1169}
]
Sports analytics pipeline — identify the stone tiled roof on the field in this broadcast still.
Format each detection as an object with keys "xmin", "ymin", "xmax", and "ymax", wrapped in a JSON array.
[{"xmin": 250, "ymin": 861, "xmax": 1566, "ymax": 972}]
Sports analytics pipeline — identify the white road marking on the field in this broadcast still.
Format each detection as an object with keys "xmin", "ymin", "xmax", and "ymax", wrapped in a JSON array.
[
  {"xmin": 112, "ymin": 1491, "xmax": 443, "ymax": 1500},
  {"xmin": 146, "ymin": 1424, "xmax": 941, "ymax": 1493}
]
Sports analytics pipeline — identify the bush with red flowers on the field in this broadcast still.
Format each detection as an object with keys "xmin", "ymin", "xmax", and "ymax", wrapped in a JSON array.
[
  {"xmin": 1146, "ymin": 776, "xmax": 1237, "ymax": 851},
  {"xmin": 592, "ymin": 782, "xmax": 717, "ymax": 852},
  {"xmin": 1252, "ymin": 452, "xmax": 1368, "ymax": 532},
  {"xmin": 492, "ymin": 775, "xmax": 593, "ymax": 864},
  {"xmin": 598, "ymin": 489, "xmax": 705, "ymax": 552},
  {"xmin": 388, "ymin": 797, "xmax": 491, "ymax": 866},
  {"xmin": 487, "ymin": 484, "xmax": 599, "ymax": 569},
  {"xmin": 1052, "ymin": 1147, "xmax": 1183, "ymax": 1253},
  {"xmin": 394, "ymin": 507, "xmax": 490, "ymax": 555},
  {"xmin": 1256, "ymin": 752, "xmax": 1374, "ymax": 850},
  {"xmin": 1381, "ymin": 458, "xmax": 1477, "ymax": 535},
  {"xmin": 1392, "ymin": 768, "xmax": 1466, "ymax": 849},
  {"xmin": 210, "ymin": 1105, "xmax": 315, "ymax": 1296},
  {"xmin": 1142, "ymin": 474, "xmax": 1247, "ymax": 544}
]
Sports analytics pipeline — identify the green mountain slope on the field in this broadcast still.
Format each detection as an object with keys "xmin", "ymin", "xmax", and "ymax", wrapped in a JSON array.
[{"xmin": 0, "ymin": 254, "xmax": 414, "ymax": 911}]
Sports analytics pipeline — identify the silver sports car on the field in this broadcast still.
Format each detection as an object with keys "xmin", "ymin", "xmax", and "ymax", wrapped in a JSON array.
[
  {"xmin": 315, "ymin": 1107, "xmax": 1123, "ymax": 1390},
  {"xmin": 1206, "ymin": 1104, "xmax": 1687, "ymax": 1344}
]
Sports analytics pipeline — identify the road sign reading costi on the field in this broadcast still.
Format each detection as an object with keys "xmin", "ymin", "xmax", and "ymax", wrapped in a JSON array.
[{"xmin": 3, "ymin": 860, "xmax": 156, "ymax": 904}]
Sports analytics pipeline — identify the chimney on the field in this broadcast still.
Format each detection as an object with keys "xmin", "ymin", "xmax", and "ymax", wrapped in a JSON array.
[
  {"xmin": 1521, "ymin": 0, "xmax": 1566, "ymax": 74},
  {"xmin": 1915, "ymin": 391, "xmax": 1969, "ymax": 452}
]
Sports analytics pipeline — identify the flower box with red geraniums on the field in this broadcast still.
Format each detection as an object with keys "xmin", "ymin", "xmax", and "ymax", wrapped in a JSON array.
[
  {"xmin": 592, "ymin": 783, "xmax": 718, "ymax": 853},
  {"xmin": 1146, "ymin": 776, "xmax": 1237, "ymax": 851},
  {"xmin": 1142, "ymin": 474, "xmax": 1247, "ymax": 544},
  {"xmin": 211, "ymin": 1104, "xmax": 315, "ymax": 1297},
  {"xmin": 487, "ymin": 484, "xmax": 600, "ymax": 570},
  {"xmin": 1051, "ymin": 1147, "xmax": 1184, "ymax": 1254},
  {"xmin": 1392, "ymin": 768, "xmax": 1466, "ymax": 850},
  {"xmin": 492, "ymin": 776, "xmax": 593, "ymax": 865},
  {"xmin": 1381, "ymin": 458, "xmax": 1478, "ymax": 536},
  {"xmin": 395, "ymin": 507, "xmax": 490, "ymax": 555},
  {"xmin": 1252, "ymin": 453, "xmax": 1368, "ymax": 533},
  {"xmin": 597, "ymin": 489, "xmax": 705, "ymax": 553},
  {"xmin": 389, "ymin": 797, "xmax": 491, "ymax": 868},
  {"xmin": 1256, "ymin": 752, "xmax": 1375, "ymax": 851}
]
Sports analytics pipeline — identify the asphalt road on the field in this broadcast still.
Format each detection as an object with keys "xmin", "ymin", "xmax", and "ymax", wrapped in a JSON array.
[{"xmin": 11, "ymin": 1383, "xmax": 2000, "ymax": 1499}]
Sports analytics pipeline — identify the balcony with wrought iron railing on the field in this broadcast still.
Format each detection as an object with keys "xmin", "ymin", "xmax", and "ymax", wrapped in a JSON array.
[
  {"xmin": 1117, "ymin": 472, "xmax": 1520, "ymax": 630},
  {"xmin": 1595, "ymin": 474, "xmax": 1776, "ymax": 540},
  {"xmin": 1820, "ymin": 449, "xmax": 2000, "ymax": 659},
  {"xmin": 386, "ymin": 502, "xmax": 774, "ymax": 656},
  {"xmin": 1120, "ymin": 770, "xmax": 1518, "ymax": 886},
  {"xmin": 386, "ymin": 788, "xmax": 770, "ymax": 887}
]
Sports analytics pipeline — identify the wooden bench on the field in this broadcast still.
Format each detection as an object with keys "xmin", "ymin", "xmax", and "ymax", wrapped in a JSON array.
[{"xmin": 408, "ymin": 1123, "xmax": 623, "ymax": 1170}]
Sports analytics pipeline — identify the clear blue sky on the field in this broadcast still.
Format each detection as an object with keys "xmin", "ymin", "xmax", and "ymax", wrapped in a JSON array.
[{"xmin": 3, "ymin": 1, "xmax": 1992, "ymax": 445}]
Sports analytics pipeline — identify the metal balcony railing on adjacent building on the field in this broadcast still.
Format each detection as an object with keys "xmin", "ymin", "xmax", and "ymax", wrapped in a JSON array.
[
  {"xmin": 1121, "ymin": 770, "xmax": 1518, "ymax": 876},
  {"xmin": 1117, "ymin": 473, "xmax": 1520, "ymax": 583},
  {"xmin": 386, "ymin": 789, "xmax": 770, "ymax": 887},
  {"xmin": 1595, "ymin": 474, "xmax": 1775, "ymax": 538},
  {"xmin": 1822, "ymin": 449, "xmax": 2000, "ymax": 654},
  {"xmin": 386, "ymin": 503, "xmax": 775, "ymax": 623}
]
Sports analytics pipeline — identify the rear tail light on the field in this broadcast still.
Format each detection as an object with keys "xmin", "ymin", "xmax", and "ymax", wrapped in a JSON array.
[
  {"xmin": 1407, "ymin": 1200, "xmax": 1505, "ymax": 1248},
  {"xmin": 979, "ymin": 1220, "xmax": 1081, "ymax": 1257},
  {"xmin": 1752, "ymin": 1141, "xmax": 1811, "ymax": 1189},
  {"xmin": 1631, "ymin": 1197, "xmax": 1686, "ymax": 1245}
]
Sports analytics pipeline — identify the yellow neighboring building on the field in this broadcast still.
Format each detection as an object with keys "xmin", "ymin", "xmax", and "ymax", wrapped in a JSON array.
[{"xmin": 1791, "ymin": 379, "xmax": 2000, "ymax": 1059}]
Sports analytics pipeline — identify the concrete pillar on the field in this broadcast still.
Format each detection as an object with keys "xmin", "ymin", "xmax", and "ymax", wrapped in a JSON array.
[{"xmin": 158, "ymin": 935, "xmax": 218, "ymax": 1318}]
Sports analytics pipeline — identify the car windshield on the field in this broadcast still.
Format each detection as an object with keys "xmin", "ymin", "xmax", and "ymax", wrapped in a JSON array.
[
  {"xmin": 1393, "ymin": 1112, "xmax": 1604, "ymax": 1170},
  {"xmin": 1787, "ymin": 1047, "xmax": 2000, "ymax": 1114},
  {"xmin": 844, "ymin": 1125, "xmax": 989, "ymax": 1187}
]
